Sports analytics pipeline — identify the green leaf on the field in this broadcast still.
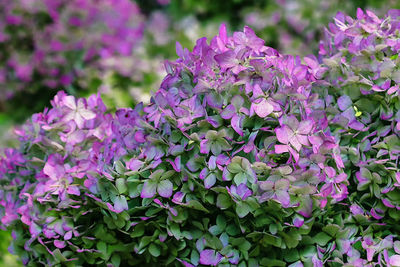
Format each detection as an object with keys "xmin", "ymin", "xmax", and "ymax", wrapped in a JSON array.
[
  {"xmin": 169, "ymin": 223, "xmax": 181, "ymax": 240},
  {"xmin": 238, "ymin": 240, "xmax": 251, "ymax": 251},
  {"xmin": 209, "ymin": 225, "xmax": 222, "ymax": 236},
  {"xmin": 226, "ymin": 224, "xmax": 240, "ymax": 236},
  {"xmin": 261, "ymin": 233, "xmax": 281, "ymax": 247},
  {"xmin": 205, "ymin": 234, "xmax": 223, "ymax": 250},
  {"xmin": 281, "ymin": 232, "xmax": 300, "ymax": 249},
  {"xmin": 161, "ymin": 170, "xmax": 176, "ymax": 180},
  {"xmin": 283, "ymin": 249, "xmax": 300, "ymax": 263},
  {"xmin": 183, "ymin": 200, "xmax": 209, "ymax": 213},
  {"xmin": 116, "ymin": 178, "xmax": 128, "ymax": 194},
  {"xmin": 300, "ymin": 246, "xmax": 317, "ymax": 258},
  {"xmin": 227, "ymin": 158, "xmax": 243, "ymax": 173},
  {"xmin": 260, "ymin": 258, "xmax": 286, "ymax": 266},
  {"xmin": 128, "ymin": 182, "xmax": 142, "ymax": 198},
  {"xmin": 216, "ymin": 215, "xmax": 226, "ymax": 231},
  {"xmin": 111, "ymin": 254, "xmax": 121, "ymax": 267},
  {"xmin": 269, "ymin": 224, "xmax": 278, "ymax": 235},
  {"xmin": 216, "ymin": 194, "xmax": 232, "ymax": 209},
  {"xmin": 149, "ymin": 169, "xmax": 165, "ymax": 180},
  {"xmin": 96, "ymin": 241, "xmax": 107, "ymax": 258},
  {"xmin": 148, "ymin": 243, "xmax": 161, "ymax": 257},
  {"xmin": 322, "ymin": 224, "xmax": 340, "ymax": 237},
  {"xmin": 234, "ymin": 172, "xmax": 247, "ymax": 185},
  {"xmin": 236, "ymin": 202, "xmax": 251, "ymax": 218},
  {"xmin": 127, "ymin": 174, "xmax": 140, "ymax": 182},
  {"xmin": 53, "ymin": 249, "xmax": 67, "ymax": 262},
  {"xmin": 114, "ymin": 161, "xmax": 125, "ymax": 174},
  {"xmin": 130, "ymin": 223, "xmax": 145, "ymax": 238},
  {"xmin": 190, "ymin": 250, "xmax": 200, "ymax": 265},
  {"xmin": 314, "ymin": 232, "xmax": 332, "ymax": 246},
  {"xmin": 138, "ymin": 236, "xmax": 152, "ymax": 251}
]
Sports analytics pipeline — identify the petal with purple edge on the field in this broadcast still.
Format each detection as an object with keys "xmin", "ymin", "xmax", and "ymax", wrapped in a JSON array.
[
  {"xmin": 275, "ymin": 179, "xmax": 289, "ymax": 190},
  {"xmin": 200, "ymin": 140, "xmax": 210, "ymax": 154},
  {"xmin": 204, "ymin": 173, "xmax": 217, "ymax": 189},
  {"xmin": 366, "ymin": 247, "xmax": 375, "ymax": 262},
  {"xmin": 221, "ymin": 104, "xmax": 235, "ymax": 120},
  {"xmin": 253, "ymin": 98, "xmax": 273, "ymax": 118},
  {"xmin": 157, "ymin": 180, "xmax": 173, "ymax": 198},
  {"xmin": 67, "ymin": 186, "xmax": 80, "ymax": 196},
  {"xmin": 293, "ymin": 216, "xmax": 304, "ymax": 228},
  {"xmin": 114, "ymin": 195, "xmax": 128, "ymax": 213},
  {"xmin": 288, "ymin": 135, "xmax": 302, "ymax": 152},
  {"xmin": 214, "ymin": 50, "xmax": 237, "ymax": 69},
  {"xmin": 390, "ymin": 255, "xmax": 400, "ymax": 266},
  {"xmin": 30, "ymin": 222, "xmax": 41, "ymax": 236},
  {"xmin": 231, "ymin": 95, "xmax": 244, "ymax": 110},
  {"xmin": 231, "ymin": 114, "xmax": 244, "ymax": 136},
  {"xmin": 64, "ymin": 231, "xmax": 73, "ymax": 240},
  {"xmin": 127, "ymin": 159, "xmax": 144, "ymax": 171},
  {"xmin": 54, "ymin": 240, "xmax": 66, "ymax": 249},
  {"xmin": 298, "ymin": 120, "xmax": 313, "ymax": 135},
  {"xmin": 141, "ymin": 180, "xmax": 158, "ymax": 198},
  {"xmin": 78, "ymin": 108, "xmax": 96, "ymax": 120},
  {"xmin": 276, "ymin": 126, "xmax": 291, "ymax": 144},
  {"xmin": 259, "ymin": 180, "xmax": 274, "ymax": 191},
  {"xmin": 199, "ymin": 249, "xmax": 223, "ymax": 266},
  {"xmin": 275, "ymin": 190, "xmax": 290, "ymax": 207},
  {"xmin": 64, "ymin": 95, "xmax": 77, "ymax": 110},
  {"xmin": 348, "ymin": 120, "xmax": 364, "ymax": 130},
  {"xmin": 337, "ymin": 95, "xmax": 352, "ymax": 111}
]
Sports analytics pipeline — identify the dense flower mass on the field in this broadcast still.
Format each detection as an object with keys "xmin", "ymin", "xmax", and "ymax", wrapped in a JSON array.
[
  {"xmin": 311, "ymin": 8, "xmax": 400, "ymax": 265},
  {"xmin": 0, "ymin": 0, "xmax": 144, "ymax": 103},
  {"xmin": 1, "ymin": 9, "xmax": 400, "ymax": 267}
]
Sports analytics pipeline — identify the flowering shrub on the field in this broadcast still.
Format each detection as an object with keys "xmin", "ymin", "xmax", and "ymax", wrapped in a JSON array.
[
  {"xmin": 311, "ymin": 8, "xmax": 400, "ymax": 265},
  {"xmin": 2, "ymin": 10, "xmax": 400, "ymax": 267},
  {"xmin": 0, "ymin": 0, "xmax": 144, "ymax": 106}
]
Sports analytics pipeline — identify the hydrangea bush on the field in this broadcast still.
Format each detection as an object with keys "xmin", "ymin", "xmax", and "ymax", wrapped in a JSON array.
[
  {"xmin": 311, "ymin": 8, "xmax": 400, "ymax": 266},
  {"xmin": 2, "ymin": 10, "xmax": 400, "ymax": 267}
]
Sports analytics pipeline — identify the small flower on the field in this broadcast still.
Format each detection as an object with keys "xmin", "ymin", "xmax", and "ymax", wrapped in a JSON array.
[
  {"xmin": 258, "ymin": 179, "xmax": 290, "ymax": 207},
  {"xmin": 63, "ymin": 96, "xmax": 96, "ymax": 129},
  {"xmin": 227, "ymin": 183, "xmax": 253, "ymax": 201},
  {"xmin": 276, "ymin": 116, "xmax": 312, "ymax": 152}
]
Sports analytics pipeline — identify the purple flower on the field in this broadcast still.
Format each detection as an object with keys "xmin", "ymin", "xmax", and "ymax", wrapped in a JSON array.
[
  {"xmin": 319, "ymin": 167, "xmax": 348, "ymax": 202},
  {"xmin": 63, "ymin": 96, "xmax": 96, "ymax": 129},
  {"xmin": 362, "ymin": 237, "xmax": 377, "ymax": 262},
  {"xmin": 250, "ymin": 84, "xmax": 274, "ymax": 118},
  {"xmin": 276, "ymin": 116, "xmax": 312, "ymax": 152},
  {"xmin": 258, "ymin": 179, "xmax": 290, "ymax": 207},
  {"xmin": 199, "ymin": 249, "xmax": 223, "ymax": 266},
  {"xmin": 227, "ymin": 183, "xmax": 253, "ymax": 200},
  {"xmin": 220, "ymin": 95, "xmax": 247, "ymax": 136}
]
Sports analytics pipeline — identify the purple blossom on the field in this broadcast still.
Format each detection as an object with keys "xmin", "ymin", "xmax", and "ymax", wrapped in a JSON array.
[
  {"xmin": 227, "ymin": 183, "xmax": 253, "ymax": 200},
  {"xmin": 276, "ymin": 116, "xmax": 313, "ymax": 152},
  {"xmin": 199, "ymin": 249, "xmax": 223, "ymax": 266},
  {"xmin": 258, "ymin": 179, "xmax": 291, "ymax": 207}
]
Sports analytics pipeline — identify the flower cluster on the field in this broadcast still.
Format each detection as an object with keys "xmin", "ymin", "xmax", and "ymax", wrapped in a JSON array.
[
  {"xmin": 2, "ymin": 11, "xmax": 400, "ymax": 266},
  {"xmin": 0, "ymin": 91, "xmax": 112, "ymax": 265},
  {"xmin": 0, "ymin": 0, "xmax": 144, "ymax": 103},
  {"xmin": 308, "ymin": 9, "xmax": 400, "ymax": 265}
]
